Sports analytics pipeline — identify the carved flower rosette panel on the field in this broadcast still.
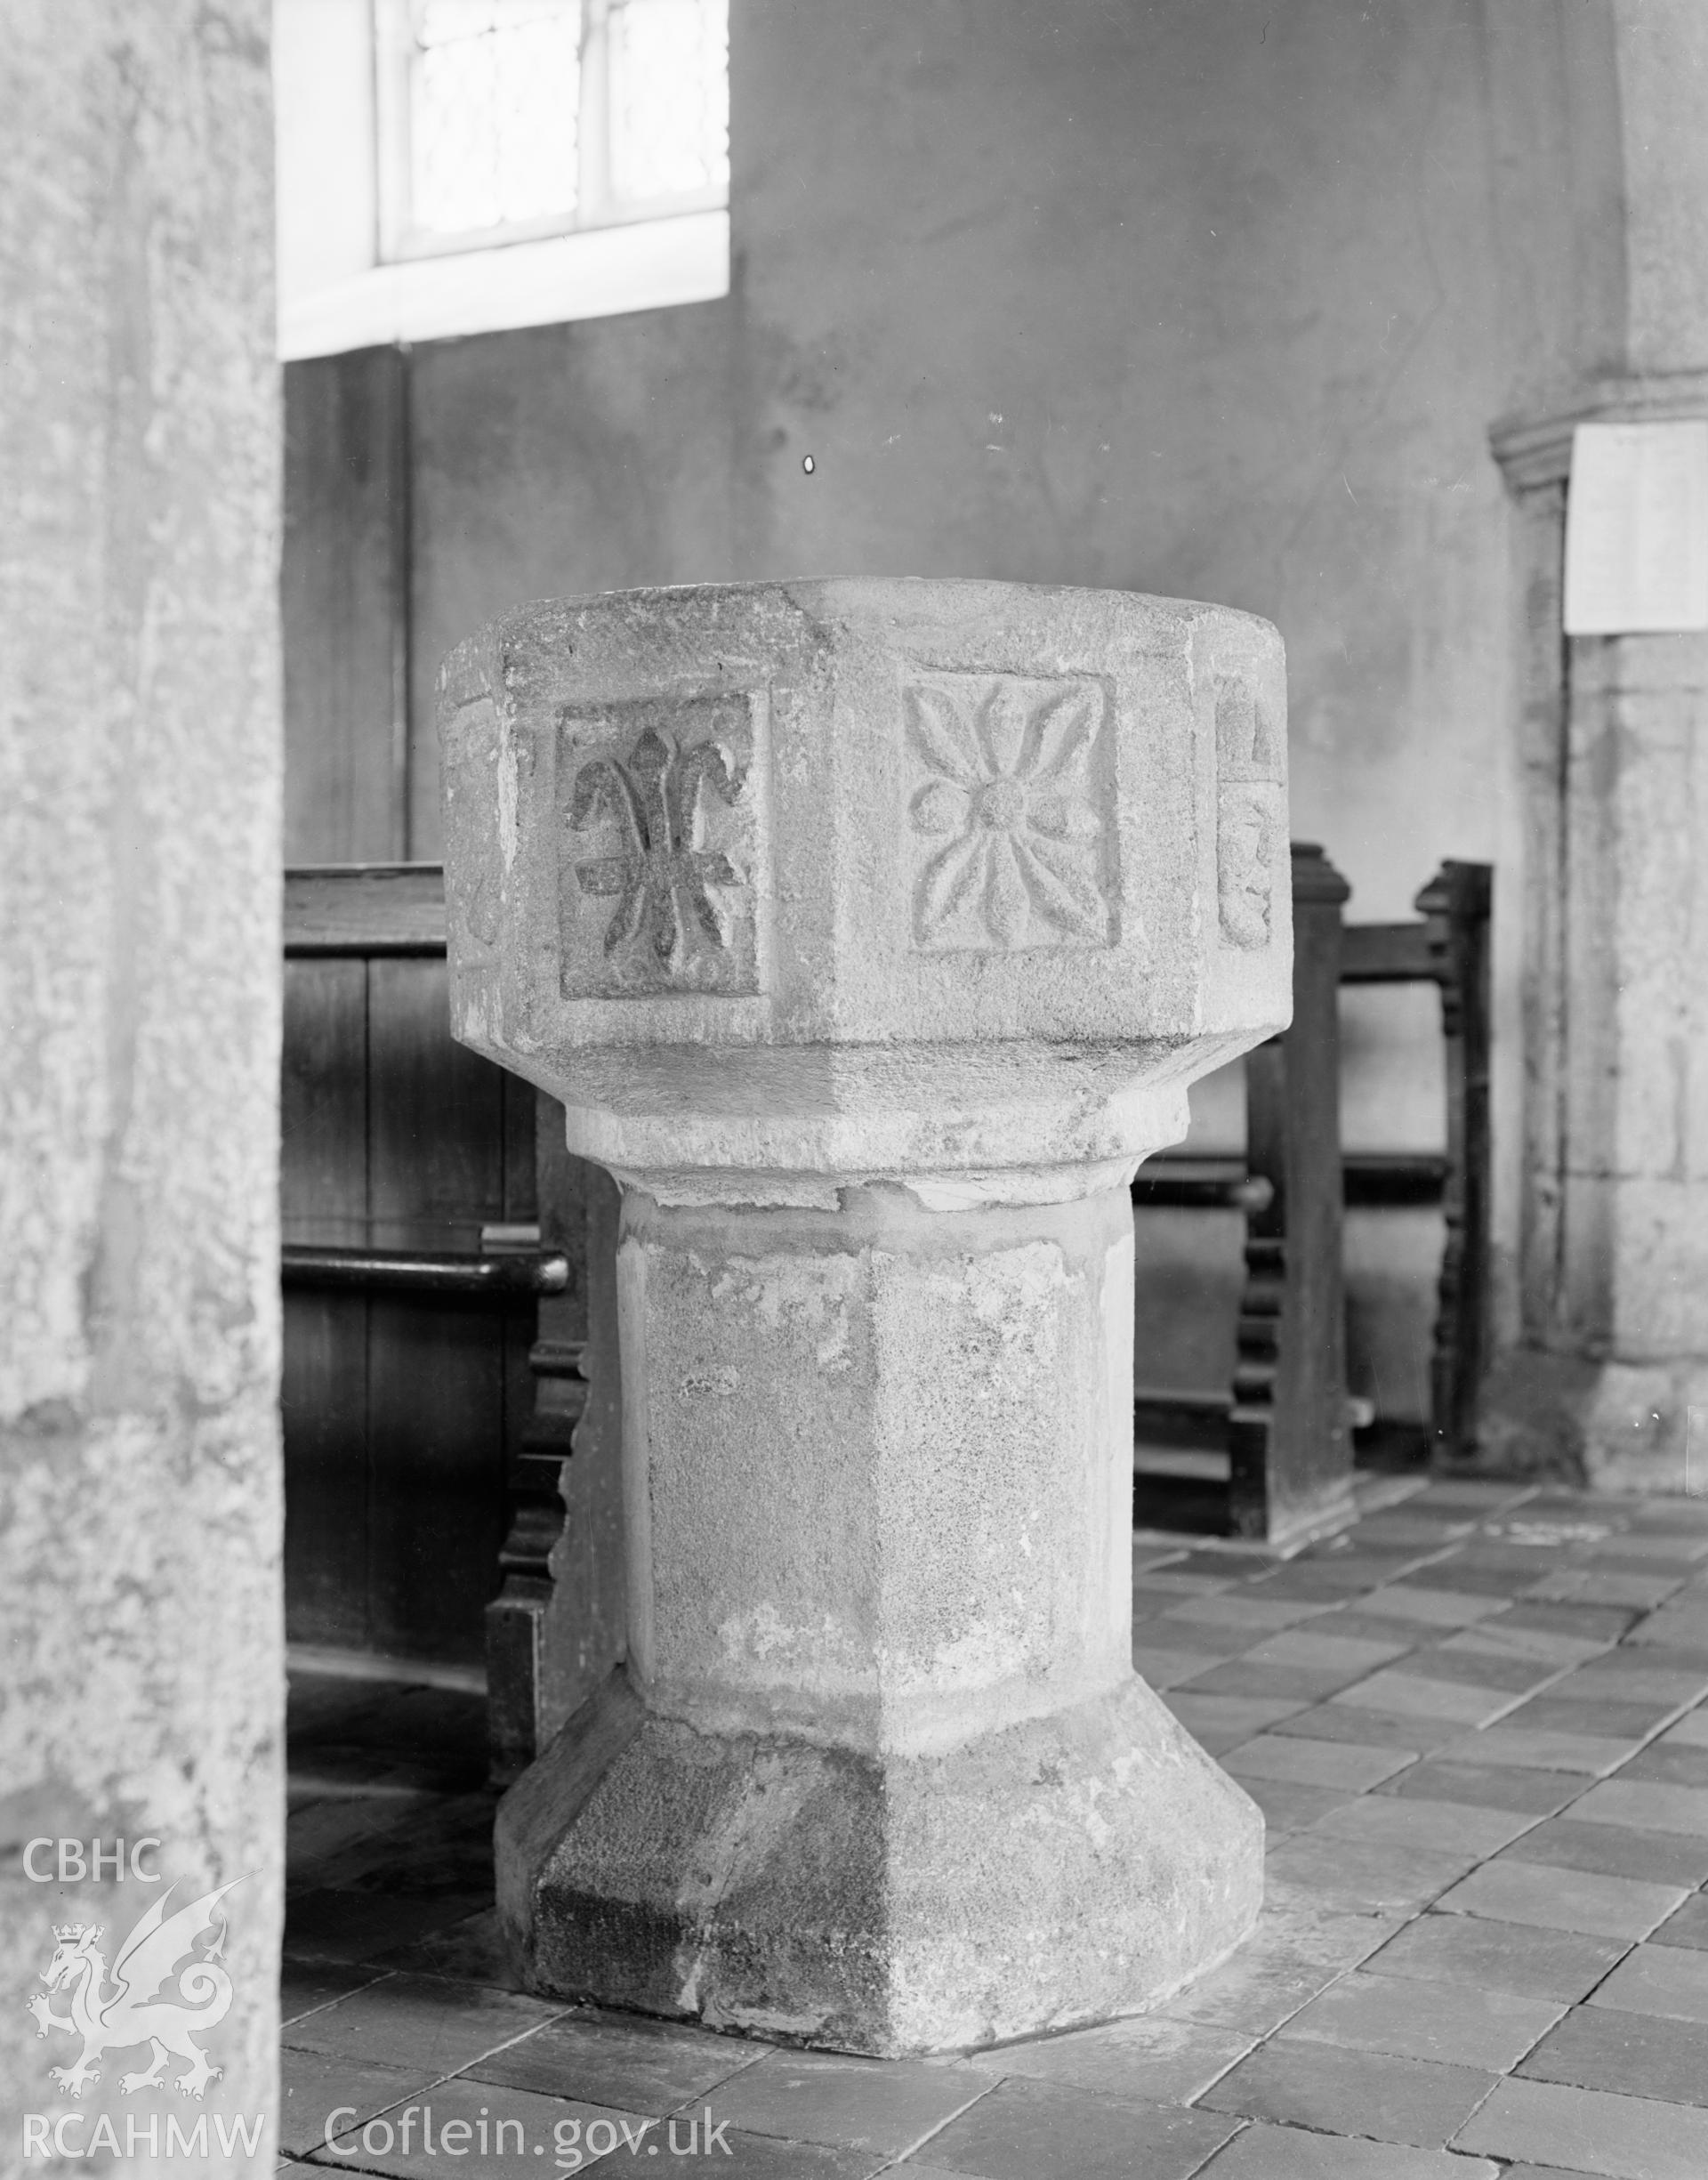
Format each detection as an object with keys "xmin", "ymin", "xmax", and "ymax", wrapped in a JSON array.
[
  {"xmin": 903, "ymin": 671, "xmax": 1116, "ymax": 953},
  {"xmin": 557, "ymin": 692, "xmax": 760, "ymax": 997}
]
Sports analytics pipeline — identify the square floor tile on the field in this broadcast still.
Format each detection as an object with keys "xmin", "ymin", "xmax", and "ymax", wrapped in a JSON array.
[
  {"xmin": 662, "ymin": 2133, "xmax": 887, "ymax": 2178},
  {"xmin": 909, "ymin": 2076, "xmax": 1237, "ymax": 2180},
  {"xmin": 1283, "ymin": 1552, "xmax": 1440, "ymax": 1588},
  {"xmin": 1519, "ymin": 2002, "xmax": 1708, "ymax": 2107},
  {"xmin": 1132, "ymin": 1645, "xmax": 1222, "ymax": 1689},
  {"xmin": 1200, "ymin": 2034, "xmax": 1497, "ymax": 2150},
  {"xmin": 1282, "ymin": 1967, "xmax": 1564, "ymax": 2072},
  {"xmin": 1138, "ymin": 1622, "xmax": 1277, "ymax": 1668},
  {"xmin": 1650, "ymin": 1893, "xmax": 1708, "ymax": 1949},
  {"xmin": 1398, "ymin": 1562, "xmax": 1541, "ymax": 1600},
  {"xmin": 1362, "ymin": 1911, "xmax": 1630, "ymax": 2003},
  {"xmin": 282, "ymin": 1974, "xmax": 561, "ymax": 2074},
  {"xmin": 1439, "ymin": 1621, "xmax": 1612, "ymax": 1667},
  {"xmin": 1525, "ymin": 1570, "xmax": 1686, "ymax": 1610},
  {"xmin": 1658, "ymin": 1704, "xmax": 1708, "ymax": 1748},
  {"xmin": 278, "ymin": 2049, "xmax": 438, "ymax": 2160},
  {"xmin": 1550, "ymin": 1657, "xmax": 1708, "ymax": 1708},
  {"xmin": 1399, "ymin": 1645, "xmax": 1564, "ymax": 1695},
  {"xmin": 1266, "ymin": 1833, "xmax": 1470, "ymax": 1918},
  {"xmin": 1503, "ymin": 1698, "xmax": 1673, "ymax": 1740},
  {"xmin": 1616, "ymin": 1741, "xmax": 1708, "ymax": 1788},
  {"xmin": 1453, "ymin": 2076, "xmax": 1708, "ymax": 2180},
  {"xmin": 1432, "ymin": 1860, "xmax": 1687, "ymax": 1941},
  {"xmin": 466, "ymin": 2007, "xmax": 762, "ymax": 2113},
  {"xmin": 1225, "ymin": 1733, "xmax": 1414, "ymax": 1791},
  {"xmin": 1134, "ymin": 1619, "xmax": 1255, "ymax": 1665},
  {"xmin": 964, "ymin": 2014, "xmax": 1255, "ymax": 2104},
  {"xmin": 682, "ymin": 2137, "xmax": 891, "ymax": 2179},
  {"xmin": 701, "ymin": 2050, "xmax": 988, "ymax": 2157},
  {"xmin": 1237, "ymin": 1775, "xmax": 1355, "ymax": 1832},
  {"xmin": 1360, "ymin": 1587, "xmax": 1511, "ymax": 1627},
  {"xmin": 1570, "ymin": 1777, "xmax": 1708, "ymax": 1835},
  {"xmin": 1158, "ymin": 1904, "xmax": 1400, "ymax": 2036},
  {"xmin": 1586, "ymin": 1940, "xmax": 1708, "ymax": 2023},
  {"xmin": 282, "ymin": 1963, "xmax": 383, "ymax": 2026},
  {"xmin": 1179, "ymin": 1660, "xmax": 1363, "ymax": 1702},
  {"xmin": 1164, "ymin": 1591, "xmax": 1331, "ymax": 1631},
  {"xmin": 1332, "ymin": 1673, "xmax": 1520, "ymax": 1727},
  {"xmin": 1628, "ymin": 1609, "xmax": 1708, "ymax": 1651},
  {"xmin": 1242, "ymin": 1628, "xmax": 1414, "ymax": 1674},
  {"xmin": 1374, "ymin": 1762, "xmax": 1586, "ymax": 1817},
  {"xmin": 1498, "ymin": 1604, "xmax": 1640, "ymax": 1647},
  {"xmin": 1251, "ymin": 1565, "xmax": 1399, "ymax": 1600},
  {"xmin": 1314, "ymin": 1611, "xmax": 1438, "ymax": 1651},
  {"xmin": 1270, "ymin": 1705, "xmax": 1456, "ymax": 1754},
  {"xmin": 1497, "ymin": 1815, "xmax": 1708, "ymax": 1888},
  {"xmin": 1429, "ymin": 1726, "xmax": 1639, "ymax": 1776},
  {"xmin": 1132, "ymin": 1569, "xmax": 1234, "ymax": 1600},
  {"xmin": 1193, "ymin": 2126, "xmax": 1499, "ymax": 2177},
  {"xmin": 1306, "ymin": 1794, "xmax": 1539, "ymax": 1860},
  {"xmin": 1164, "ymin": 1693, "xmax": 1312, "ymax": 1743}
]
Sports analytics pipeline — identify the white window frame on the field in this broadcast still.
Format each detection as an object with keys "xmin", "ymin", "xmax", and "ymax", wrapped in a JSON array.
[{"xmin": 273, "ymin": 0, "xmax": 729, "ymax": 362}]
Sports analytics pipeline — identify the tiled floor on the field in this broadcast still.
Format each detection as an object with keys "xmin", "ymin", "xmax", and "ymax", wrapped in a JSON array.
[{"xmin": 280, "ymin": 1478, "xmax": 1708, "ymax": 2178}]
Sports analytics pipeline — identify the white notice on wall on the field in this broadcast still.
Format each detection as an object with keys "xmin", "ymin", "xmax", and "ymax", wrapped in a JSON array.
[{"xmin": 1563, "ymin": 421, "xmax": 1708, "ymax": 634}]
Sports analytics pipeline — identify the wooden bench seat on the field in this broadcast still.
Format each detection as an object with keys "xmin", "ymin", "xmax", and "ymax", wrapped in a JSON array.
[{"xmin": 1132, "ymin": 850, "xmax": 1492, "ymax": 1545}]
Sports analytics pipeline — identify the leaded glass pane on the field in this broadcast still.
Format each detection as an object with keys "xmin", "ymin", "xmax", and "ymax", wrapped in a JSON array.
[
  {"xmin": 409, "ymin": 0, "xmax": 582, "ymax": 238},
  {"xmin": 608, "ymin": 0, "xmax": 729, "ymax": 207}
]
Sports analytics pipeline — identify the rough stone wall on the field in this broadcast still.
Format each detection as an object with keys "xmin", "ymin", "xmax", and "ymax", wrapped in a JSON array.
[{"xmin": 0, "ymin": 4, "xmax": 283, "ymax": 2171}]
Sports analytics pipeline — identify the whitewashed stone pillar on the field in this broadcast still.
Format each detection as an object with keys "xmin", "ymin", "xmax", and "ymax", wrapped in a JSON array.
[
  {"xmin": 439, "ymin": 580, "xmax": 1286, "ymax": 2054},
  {"xmin": 1481, "ymin": 0, "xmax": 1708, "ymax": 1488}
]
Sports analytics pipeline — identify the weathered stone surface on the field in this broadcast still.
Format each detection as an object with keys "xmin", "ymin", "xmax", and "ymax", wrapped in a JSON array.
[
  {"xmin": 447, "ymin": 580, "xmax": 1285, "ymax": 2052},
  {"xmin": 0, "ymin": 4, "xmax": 282, "ymax": 2166},
  {"xmin": 1485, "ymin": 8, "xmax": 1708, "ymax": 1490},
  {"xmin": 439, "ymin": 580, "xmax": 1288, "ymax": 1206},
  {"xmin": 501, "ymin": 1672, "xmax": 1261, "ymax": 2055},
  {"xmin": 1480, "ymin": 1348, "xmax": 1708, "ymax": 1494}
]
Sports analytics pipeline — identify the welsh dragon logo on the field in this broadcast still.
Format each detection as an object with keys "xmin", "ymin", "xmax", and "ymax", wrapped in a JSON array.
[{"xmin": 26, "ymin": 1879, "xmax": 241, "ymax": 2100}]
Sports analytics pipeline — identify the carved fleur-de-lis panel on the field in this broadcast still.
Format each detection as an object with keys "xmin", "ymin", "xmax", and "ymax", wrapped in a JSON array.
[
  {"xmin": 557, "ymin": 693, "xmax": 761, "ymax": 997},
  {"xmin": 902, "ymin": 670, "xmax": 1117, "ymax": 953},
  {"xmin": 1213, "ymin": 675, "xmax": 1285, "ymax": 951}
]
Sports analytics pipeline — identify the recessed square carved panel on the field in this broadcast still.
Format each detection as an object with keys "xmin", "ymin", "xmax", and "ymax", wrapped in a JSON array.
[
  {"xmin": 902, "ymin": 670, "xmax": 1117, "ymax": 954},
  {"xmin": 1214, "ymin": 676, "xmax": 1285, "ymax": 951},
  {"xmin": 558, "ymin": 692, "xmax": 761, "ymax": 997},
  {"xmin": 1217, "ymin": 782, "xmax": 1284, "ymax": 950}
]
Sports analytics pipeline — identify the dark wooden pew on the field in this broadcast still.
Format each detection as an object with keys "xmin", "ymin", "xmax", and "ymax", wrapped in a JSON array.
[
  {"xmin": 282, "ymin": 866, "xmax": 618, "ymax": 1782},
  {"xmin": 1132, "ymin": 852, "xmax": 1492, "ymax": 1545},
  {"xmin": 1341, "ymin": 860, "xmax": 1493, "ymax": 1465}
]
